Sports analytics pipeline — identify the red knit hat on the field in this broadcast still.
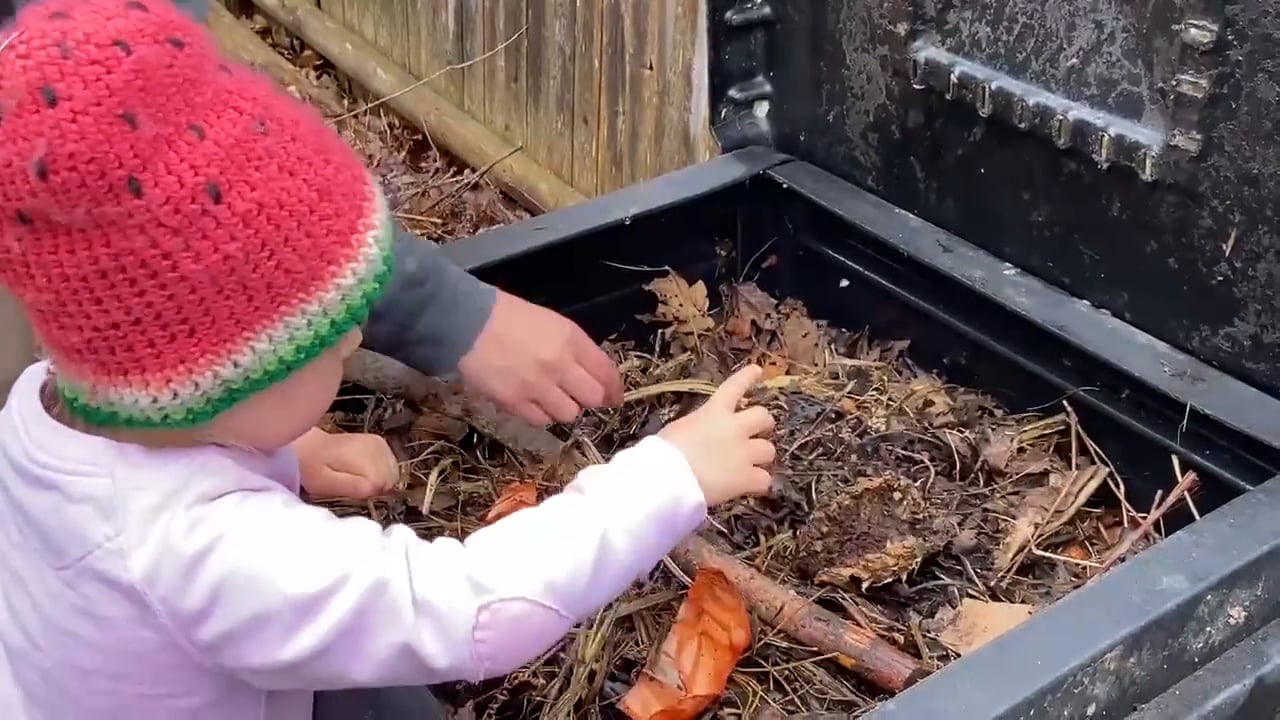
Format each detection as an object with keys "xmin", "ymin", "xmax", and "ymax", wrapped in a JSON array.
[{"xmin": 0, "ymin": 0, "xmax": 392, "ymax": 428}]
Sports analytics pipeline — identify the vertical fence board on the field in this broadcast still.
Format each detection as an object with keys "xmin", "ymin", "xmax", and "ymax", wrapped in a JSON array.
[
  {"xmin": 374, "ymin": 0, "xmax": 409, "ymax": 68},
  {"xmin": 624, "ymin": 0, "xmax": 662, "ymax": 184},
  {"xmin": 408, "ymin": 0, "xmax": 463, "ymax": 106},
  {"xmin": 655, "ymin": 0, "xmax": 697, "ymax": 175},
  {"xmin": 526, "ymin": 0, "xmax": 575, "ymax": 183},
  {"xmin": 460, "ymin": 0, "xmax": 487, "ymax": 124},
  {"xmin": 596, "ymin": 0, "xmax": 627, "ymax": 193},
  {"xmin": 570, "ymin": 0, "xmax": 602, "ymax": 195},
  {"xmin": 486, "ymin": 0, "xmax": 528, "ymax": 146}
]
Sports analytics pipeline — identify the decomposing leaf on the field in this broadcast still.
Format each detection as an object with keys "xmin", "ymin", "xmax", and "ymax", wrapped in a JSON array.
[
  {"xmin": 483, "ymin": 481, "xmax": 539, "ymax": 524},
  {"xmin": 980, "ymin": 428, "xmax": 1019, "ymax": 474},
  {"xmin": 778, "ymin": 300, "xmax": 824, "ymax": 369},
  {"xmin": 724, "ymin": 282, "xmax": 778, "ymax": 343},
  {"xmin": 992, "ymin": 465, "xmax": 1110, "ymax": 573},
  {"xmin": 935, "ymin": 599, "xmax": 1035, "ymax": 655},
  {"xmin": 796, "ymin": 476, "xmax": 953, "ymax": 590},
  {"xmin": 643, "ymin": 273, "xmax": 716, "ymax": 335},
  {"xmin": 409, "ymin": 411, "xmax": 469, "ymax": 442},
  {"xmin": 618, "ymin": 568, "xmax": 752, "ymax": 720}
]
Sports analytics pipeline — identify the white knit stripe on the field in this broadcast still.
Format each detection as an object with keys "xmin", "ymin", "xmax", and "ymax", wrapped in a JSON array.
[{"xmin": 57, "ymin": 189, "xmax": 391, "ymax": 415}]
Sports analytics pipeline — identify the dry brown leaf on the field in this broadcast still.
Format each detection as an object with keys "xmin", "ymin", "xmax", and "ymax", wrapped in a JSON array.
[
  {"xmin": 980, "ymin": 429, "xmax": 1018, "ymax": 473},
  {"xmin": 483, "ymin": 481, "xmax": 539, "ymax": 524},
  {"xmin": 408, "ymin": 412, "xmax": 469, "ymax": 442},
  {"xmin": 618, "ymin": 568, "xmax": 752, "ymax": 720},
  {"xmin": 935, "ymin": 599, "xmax": 1035, "ymax": 655},
  {"xmin": 643, "ymin": 273, "xmax": 716, "ymax": 335},
  {"xmin": 779, "ymin": 301, "xmax": 824, "ymax": 369},
  {"xmin": 724, "ymin": 282, "xmax": 778, "ymax": 343}
]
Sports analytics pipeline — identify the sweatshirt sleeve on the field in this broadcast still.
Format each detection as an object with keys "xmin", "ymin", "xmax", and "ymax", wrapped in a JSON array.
[
  {"xmin": 361, "ymin": 226, "xmax": 498, "ymax": 376},
  {"xmin": 132, "ymin": 436, "xmax": 706, "ymax": 691}
]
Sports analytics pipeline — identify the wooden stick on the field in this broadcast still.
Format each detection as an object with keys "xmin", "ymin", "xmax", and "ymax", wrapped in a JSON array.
[
  {"xmin": 672, "ymin": 535, "xmax": 928, "ymax": 694},
  {"xmin": 208, "ymin": 3, "xmax": 345, "ymax": 116},
  {"xmin": 247, "ymin": 0, "xmax": 586, "ymax": 213},
  {"xmin": 343, "ymin": 349, "xmax": 581, "ymax": 469}
]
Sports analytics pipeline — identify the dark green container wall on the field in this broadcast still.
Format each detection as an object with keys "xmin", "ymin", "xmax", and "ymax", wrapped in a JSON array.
[{"xmin": 709, "ymin": 1, "xmax": 1280, "ymax": 396}]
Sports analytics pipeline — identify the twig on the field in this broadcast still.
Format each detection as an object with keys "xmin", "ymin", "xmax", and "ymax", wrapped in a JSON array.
[
  {"xmin": 329, "ymin": 25, "xmax": 528, "ymax": 123},
  {"xmin": 1092, "ymin": 469, "xmax": 1199, "ymax": 578}
]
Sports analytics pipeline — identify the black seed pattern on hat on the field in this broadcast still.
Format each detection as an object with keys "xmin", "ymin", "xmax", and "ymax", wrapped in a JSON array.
[
  {"xmin": 113, "ymin": 39, "xmax": 132, "ymax": 56},
  {"xmin": 40, "ymin": 86, "xmax": 57, "ymax": 109},
  {"xmin": 49, "ymin": 10, "xmax": 71, "ymax": 20},
  {"xmin": 15, "ymin": 210, "xmax": 32, "ymax": 227},
  {"xmin": 124, "ymin": 1, "xmax": 149, "ymax": 12},
  {"xmin": 166, "ymin": 37, "xmax": 185, "ymax": 50},
  {"xmin": 205, "ymin": 182, "xmax": 223, "ymax": 205},
  {"xmin": 58, "ymin": 42, "xmax": 72, "ymax": 59},
  {"xmin": 32, "ymin": 156, "xmax": 48, "ymax": 182},
  {"xmin": 218, "ymin": 64, "xmax": 232, "ymax": 75},
  {"xmin": 126, "ymin": 176, "xmax": 143, "ymax": 199},
  {"xmin": 253, "ymin": 117, "xmax": 267, "ymax": 135},
  {"xmin": 187, "ymin": 123, "xmax": 206, "ymax": 140},
  {"xmin": 120, "ymin": 111, "xmax": 138, "ymax": 130}
]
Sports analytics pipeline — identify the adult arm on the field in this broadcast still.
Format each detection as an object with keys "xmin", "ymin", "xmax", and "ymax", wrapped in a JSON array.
[
  {"xmin": 361, "ymin": 226, "xmax": 497, "ymax": 377},
  {"xmin": 133, "ymin": 436, "xmax": 706, "ymax": 690}
]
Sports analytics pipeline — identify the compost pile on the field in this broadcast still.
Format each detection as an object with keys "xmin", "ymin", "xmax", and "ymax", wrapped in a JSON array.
[{"xmin": 323, "ymin": 271, "xmax": 1193, "ymax": 720}]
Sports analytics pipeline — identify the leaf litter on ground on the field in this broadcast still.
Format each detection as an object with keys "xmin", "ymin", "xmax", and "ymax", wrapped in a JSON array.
[
  {"xmin": 248, "ymin": 17, "xmax": 529, "ymax": 242},
  {"xmin": 320, "ymin": 268, "xmax": 1199, "ymax": 719}
]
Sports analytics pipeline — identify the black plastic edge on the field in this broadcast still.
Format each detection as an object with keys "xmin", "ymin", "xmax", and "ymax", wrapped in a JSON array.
[
  {"xmin": 869, "ymin": 474, "xmax": 1280, "ymax": 719},
  {"xmin": 438, "ymin": 147, "xmax": 790, "ymax": 272},
  {"xmin": 766, "ymin": 161, "xmax": 1280, "ymax": 451},
  {"xmin": 1129, "ymin": 615, "xmax": 1280, "ymax": 719}
]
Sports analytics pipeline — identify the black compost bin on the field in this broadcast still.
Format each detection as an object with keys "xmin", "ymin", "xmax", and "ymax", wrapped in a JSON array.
[
  {"xmin": 439, "ymin": 148, "xmax": 1280, "ymax": 719},
  {"xmin": 707, "ymin": 0, "xmax": 1280, "ymax": 405}
]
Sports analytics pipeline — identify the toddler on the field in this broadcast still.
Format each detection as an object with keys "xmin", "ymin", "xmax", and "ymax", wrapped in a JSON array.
[{"xmin": 0, "ymin": 2, "xmax": 777, "ymax": 719}]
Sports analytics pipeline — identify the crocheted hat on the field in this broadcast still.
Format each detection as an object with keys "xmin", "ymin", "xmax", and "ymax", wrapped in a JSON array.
[{"xmin": 0, "ymin": 0, "xmax": 392, "ymax": 428}]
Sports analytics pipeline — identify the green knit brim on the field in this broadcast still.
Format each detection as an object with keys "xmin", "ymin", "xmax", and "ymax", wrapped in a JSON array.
[{"xmin": 54, "ymin": 215, "xmax": 395, "ymax": 430}]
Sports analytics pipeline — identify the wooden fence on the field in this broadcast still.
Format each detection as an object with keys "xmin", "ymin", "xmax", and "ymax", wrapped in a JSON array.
[{"xmin": 304, "ymin": 0, "xmax": 717, "ymax": 197}]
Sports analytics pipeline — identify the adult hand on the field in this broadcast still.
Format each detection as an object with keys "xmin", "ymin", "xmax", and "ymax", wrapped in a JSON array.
[{"xmin": 458, "ymin": 290, "xmax": 624, "ymax": 425}]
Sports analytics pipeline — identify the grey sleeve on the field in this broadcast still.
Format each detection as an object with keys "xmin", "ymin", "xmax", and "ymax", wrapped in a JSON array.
[{"xmin": 362, "ymin": 226, "xmax": 497, "ymax": 376}]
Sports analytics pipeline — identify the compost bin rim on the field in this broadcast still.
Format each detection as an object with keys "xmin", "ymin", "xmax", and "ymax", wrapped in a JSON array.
[
  {"xmin": 439, "ymin": 146, "xmax": 792, "ymax": 274},
  {"xmin": 765, "ymin": 161, "xmax": 1280, "ymax": 460}
]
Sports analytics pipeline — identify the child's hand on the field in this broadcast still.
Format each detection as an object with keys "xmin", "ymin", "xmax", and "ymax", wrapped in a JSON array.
[
  {"xmin": 659, "ymin": 365, "xmax": 776, "ymax": 506},
  {"xmin": 293, "ymin": 428, "xmax": 400, "ymax": 500}
]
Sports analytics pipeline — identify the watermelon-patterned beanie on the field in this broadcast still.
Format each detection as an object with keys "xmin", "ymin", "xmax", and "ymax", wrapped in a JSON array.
[{"xmin": 0, "ymin": 0, "xmax": 393, "ymax": 428}]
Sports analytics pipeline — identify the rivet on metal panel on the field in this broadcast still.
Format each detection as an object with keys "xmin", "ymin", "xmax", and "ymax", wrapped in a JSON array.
[
  {"xmin": 1094, "ymin": 132, "xmax": 1115, "ymax": 168},
  {"xmin": 976, "ymin": 83, "xmax": 992, "ymax": 117},
  {"xmin": 1139, "ymin": 150, "xmax": 1159, "ymax": 182},
  {"xmin": 1168, "ymin": 128, "xmax": 1205, "ymax": 155},
  {"xmin": 1051, "ymin": 114, "xmax": 1070, "ymax": 148},
  {"xmin": 1172, "ymin": 73, "xmax": 1212, "ymax": 99},
  {"xmin": 1013, "ymin": 98, "xmax": 1029, "ymax": 129},
  {"xmin": 1178, "ymin": 19, "xmax": 1220, "ymax": 52}
]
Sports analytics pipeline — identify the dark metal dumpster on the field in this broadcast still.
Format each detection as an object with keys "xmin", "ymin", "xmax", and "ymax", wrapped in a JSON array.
[
  {"xmin": 442, "ymin": 146, "xmax": 1280, "ymax": 718},
  {"xmin": 708, "ymin": 0, "xmax": 1280, "ymax": 405}
]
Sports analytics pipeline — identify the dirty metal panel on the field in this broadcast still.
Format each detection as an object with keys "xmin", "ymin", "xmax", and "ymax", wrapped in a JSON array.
[{"xmin": 708, "ymin": 0, "xmax": 1280, "ymax": 397}]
